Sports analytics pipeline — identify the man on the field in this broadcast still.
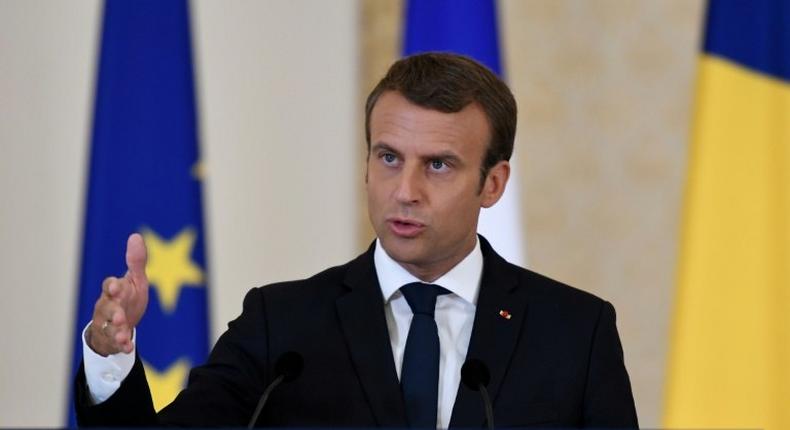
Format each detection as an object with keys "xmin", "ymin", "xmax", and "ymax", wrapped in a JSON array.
[{"xmin": 76, "ymin": 53, "xmax": 638, "ymax": 428}]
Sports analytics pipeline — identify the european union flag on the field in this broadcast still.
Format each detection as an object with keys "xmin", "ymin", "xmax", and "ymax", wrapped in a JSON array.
[{"xmin": 68, "ymin": 0, "xmax": 209, "ymax": 424}]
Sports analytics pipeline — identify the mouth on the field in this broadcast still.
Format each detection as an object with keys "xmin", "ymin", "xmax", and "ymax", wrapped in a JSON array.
[{"xmin": 386, "ymin": 217, "xmax": 426, "ymax": 238}]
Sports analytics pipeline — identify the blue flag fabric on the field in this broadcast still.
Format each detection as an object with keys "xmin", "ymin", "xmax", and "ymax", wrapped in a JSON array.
[
  {"xmin": 68, "ymin": 0, "xmax": 209, "ymax": 424},
  {"xmin": 703, "ymin": 0, "xmax": 790, "ymax": 81},
  {"xmin": 403, "ymin": 0, "xmax": 502, "ymax": 75}
]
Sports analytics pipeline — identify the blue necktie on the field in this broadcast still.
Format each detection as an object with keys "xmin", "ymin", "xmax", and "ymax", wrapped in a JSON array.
[{"xmin": 400, "ymin": 282, "xmax": 451, "ymax": 428}]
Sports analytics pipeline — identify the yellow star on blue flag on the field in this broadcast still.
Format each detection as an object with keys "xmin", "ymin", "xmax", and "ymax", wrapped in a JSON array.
[
  {"xmin": 143, "ymin": 227, "xmax": 204, "ymax": 313},
  {"xmin": 143, "ymin": 358, "xmax": 192, "ymax": 412}
]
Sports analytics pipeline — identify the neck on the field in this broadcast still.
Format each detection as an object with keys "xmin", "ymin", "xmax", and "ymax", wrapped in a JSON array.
[{"xmin": 397, "ymin": 236, "xmax": 478, "ymax": 283}]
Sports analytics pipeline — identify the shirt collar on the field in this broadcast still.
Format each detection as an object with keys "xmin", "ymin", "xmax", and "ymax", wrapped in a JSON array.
[{"xmin": 374, "ymin": 237, "xmax": 482, "ymax": 306}]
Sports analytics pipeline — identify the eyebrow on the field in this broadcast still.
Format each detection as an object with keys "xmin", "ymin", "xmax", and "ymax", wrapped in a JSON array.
[
  {"xmin": 371, "ymin": 142, "xmax": 464, "ymax": 165},
  {"xmin": 371, "ymin": 142, "xmax": 401, "ymax": 156}
]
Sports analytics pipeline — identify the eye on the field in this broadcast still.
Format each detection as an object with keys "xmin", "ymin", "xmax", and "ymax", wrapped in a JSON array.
[
  {"xmin": 380, "ymin": 152, "xmax": 398, "ymax": 166},
  {"xmin": 429, "ymin": 159, "xmax": 449, "ymax": 172}
]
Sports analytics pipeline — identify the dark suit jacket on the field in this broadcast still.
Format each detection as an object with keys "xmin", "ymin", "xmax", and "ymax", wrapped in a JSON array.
[{"xmin": 76, "ymin": 237, "xmax": 638, "ymax": 428}]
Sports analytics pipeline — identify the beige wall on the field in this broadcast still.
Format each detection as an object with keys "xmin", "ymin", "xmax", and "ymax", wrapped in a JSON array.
[
  {"xmin": 0, "ymin": 0, "xmax": 703, "ymax": 427},
  {"xmin": 190, "ymin": 0, "xmax": 360, "ymax": 343},
  {"xmin": 0, "ymin": 0, "xmax": 101, "ymax": 426},
  {"xmin": 500, "ymin": 2, "xmax": 704, "ymax": 425}
]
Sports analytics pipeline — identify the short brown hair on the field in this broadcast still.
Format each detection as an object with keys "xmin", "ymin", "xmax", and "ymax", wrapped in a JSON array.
[{"xmin": 365, "ymin": 52, "xmax": 517, "ymax": 184}]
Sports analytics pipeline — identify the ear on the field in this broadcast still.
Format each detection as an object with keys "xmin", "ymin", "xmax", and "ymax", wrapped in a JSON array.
[{"xmin": 480, "ymin": 160, "xmax": 510, "ymax": 208}]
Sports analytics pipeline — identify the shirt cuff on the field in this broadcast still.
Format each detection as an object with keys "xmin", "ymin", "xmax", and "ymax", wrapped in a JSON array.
[{"xmin": 82, "ymin": 322, "xmax": 136, "ymax": 405}]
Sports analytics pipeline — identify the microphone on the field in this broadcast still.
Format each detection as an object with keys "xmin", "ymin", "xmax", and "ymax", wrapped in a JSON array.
[
  {"xmin": 461, "ymin": 359, "xmax": 494, "ymax": 430},
  {"xmin": 247, "ymin": 351, "xmax": 304, "ymax": 428}
]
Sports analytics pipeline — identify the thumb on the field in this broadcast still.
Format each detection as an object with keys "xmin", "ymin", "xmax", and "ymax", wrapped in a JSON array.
[{"xmin": 126, "ymin": 233, "xmax": 148, "ymax": 285}]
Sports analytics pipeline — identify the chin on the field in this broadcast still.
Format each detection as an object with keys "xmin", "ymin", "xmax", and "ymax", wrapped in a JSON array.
[{"xmin": 378, "ymin": 235, "xmax": 426, "ymax": 265}]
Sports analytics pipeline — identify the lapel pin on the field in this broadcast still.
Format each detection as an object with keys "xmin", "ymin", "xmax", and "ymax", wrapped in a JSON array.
[{"xmin": 499, "ymin": 310, "xmax": 512, "ymax": 320}]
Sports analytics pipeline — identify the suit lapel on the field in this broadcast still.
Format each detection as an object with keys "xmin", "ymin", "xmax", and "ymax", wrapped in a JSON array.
[
  {"xmin": 450, "ymin": 237, "xmax": 529, "ymax": 428},
  {"xmin": 335, "ymin": 244, "xmax": 408, "ymax": 427}
]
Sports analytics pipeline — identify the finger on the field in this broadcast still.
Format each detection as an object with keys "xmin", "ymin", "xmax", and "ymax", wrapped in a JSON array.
[
  {"xmin": 105, "ymin": 305, "xmax": 128, "ymax": 334},
  {"xmin": 108, "ymin": 276, "xmax": 137, "ymax": 307},
  {"xmin": 111, "ymin": 306, "xmax": 127, "ymax": 326},
  {"xmin": 120, "ymin": 338, "xmax": 135, "ymax": 354},
  {"xmin": 90, "ymin": 318, "xmax": 117, "ymax": 346},
  {"xmin": 94, "ymin": 296, "xmax": 122, "ymax": 325},
  {"xmin": 126, "ymin": 233, "xmax": 148, "ymax": 286},
  {"xmin": 111, "ymin": 321, "xmax": 134, "ymax": 354},
  {"xmin": 103, "ymin": 277, "xmax": 137, "ymax": 305},
  {"xmin": 102, "ymin": 276, "xmax": 121, "ymax": 298},
  {"xmin": 114, "ymin": 326, "xmax": 132, "ymax": 346},
  {"xmin": 94, "ymin": 308, "xmax": 128, "ymax": 343},
  {"xmin": 89, "ymin": 300, "xmax": 128, "ymax": 355}
]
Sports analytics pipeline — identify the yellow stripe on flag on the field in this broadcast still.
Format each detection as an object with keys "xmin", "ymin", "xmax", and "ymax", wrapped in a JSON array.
[{"xmin": 665, "ymin": 55, "xmax": 790, "ymax": 429}]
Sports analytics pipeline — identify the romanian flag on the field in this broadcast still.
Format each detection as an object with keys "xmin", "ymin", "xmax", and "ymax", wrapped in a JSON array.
[
  {"xmin": 402, "ymin": 0, "xmax": 525, "ymax": 264},
  {"xmin": 664, "ymin": 1, "xmax": 790, "ymax": 428},
  {"xmin": 68, "ymin": 0, "xmax": 209, "ymax": 423}
]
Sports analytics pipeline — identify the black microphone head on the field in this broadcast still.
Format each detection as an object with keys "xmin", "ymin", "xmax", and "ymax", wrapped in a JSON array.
[
  {"xmin": 461, "ymin": 359, "xmax": 490, "ymax": 391},
  {"xmin": 274, "ymin": 351, "xmax": 304, "ymax": 382}
]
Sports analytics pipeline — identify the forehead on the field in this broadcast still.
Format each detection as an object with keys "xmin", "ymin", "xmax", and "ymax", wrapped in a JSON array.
[{"xmin": 369, "ymin": 91, "xmax": 490, "ymax": 154}]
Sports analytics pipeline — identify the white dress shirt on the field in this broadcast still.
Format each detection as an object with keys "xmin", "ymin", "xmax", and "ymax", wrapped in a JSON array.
[
  {"xmin": 82, "ymin": 324, "xmax": 136, "ymax": 404},
  {"xmin": 374, "ymin": 238, "xmax": 482, "ymax": 429},
  {"xmin": 83, "ymin": 238, "xmax": 483, "ymax": 429}
]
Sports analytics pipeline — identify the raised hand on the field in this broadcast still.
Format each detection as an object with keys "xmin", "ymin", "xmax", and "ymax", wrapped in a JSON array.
[{"xmin": 87, "ymin": 233, "xmax": 149, "ymax": 356}]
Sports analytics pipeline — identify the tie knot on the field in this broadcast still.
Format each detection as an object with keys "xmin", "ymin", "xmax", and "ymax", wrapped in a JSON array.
[{"xmin": 400, "ymin": 282, "xmax": 450, "ymax": 316}]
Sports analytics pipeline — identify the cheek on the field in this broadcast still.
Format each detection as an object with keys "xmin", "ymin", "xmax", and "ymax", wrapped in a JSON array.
[
  {"xmin": 366, "ymin": 179, "xmax": 389, "ymax": 218},
  {"xmin": 435, "ymin": 188, "xmax": 481, "ymax": 220}
]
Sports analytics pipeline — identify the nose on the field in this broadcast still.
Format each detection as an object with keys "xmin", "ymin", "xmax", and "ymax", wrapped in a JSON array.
[{"xmin": 394, "ymin": 163, "xmax": 423, "ymax": 205}]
